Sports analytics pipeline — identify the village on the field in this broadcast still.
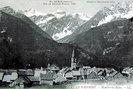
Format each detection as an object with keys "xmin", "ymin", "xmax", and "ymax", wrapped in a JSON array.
[{"xmin": 0, "ymin": 49, "xmax": 133, "ymax": 88}]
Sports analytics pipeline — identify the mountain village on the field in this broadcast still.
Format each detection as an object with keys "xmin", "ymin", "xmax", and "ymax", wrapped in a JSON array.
[
  {"xmin": 1, "ymin": 1, "xmax": 133, "ymax": 89},
  {"xmin": 0, "ymin": 49, "xmax": 133, "ymax": 88}
]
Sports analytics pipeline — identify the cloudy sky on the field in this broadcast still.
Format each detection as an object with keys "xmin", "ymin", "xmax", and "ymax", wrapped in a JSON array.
[{"xmin": 0, "ymin": 0, "xmax": 132, "ymax": 15}]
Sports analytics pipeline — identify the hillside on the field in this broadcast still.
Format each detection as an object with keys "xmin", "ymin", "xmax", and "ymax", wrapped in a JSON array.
[
  {"xmin": 0, "ymin": 11, "xmax": 95, "ymax": 69},
  {"xmin": 58, "ymin": 1, "xmax": 133, "ymax": 43},
  {"xmin": 0, "ymin": 6, "xmax": 52, "ymax": 39},
  {"xmin": 24, "ymin": 9, "xmax": 90, "ymax": 40},
  {"xmin": 71, "ymin": 18, "xmax": 133, "ymax": 71}
]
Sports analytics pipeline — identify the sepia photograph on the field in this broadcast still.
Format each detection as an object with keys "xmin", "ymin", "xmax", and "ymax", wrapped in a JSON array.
[{"xmin": 0, "ymin": 0, "xmax": 133, "ymax": 89}]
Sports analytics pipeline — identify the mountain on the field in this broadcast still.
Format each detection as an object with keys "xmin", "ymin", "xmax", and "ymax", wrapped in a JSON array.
[
  {"xmin": 96, "ymin": 2, "xmax": 133, "ymax": 26},
  {"xmin": 23, "ymin": 9, "xmax": 91, "ymax": 40},
  {"xmin": 0, "ymin": 6, "xmax": 52, "ymax": 39},
  {"xmin": 24, "ymin": 8, "xmax": 46, "ymax": 17},
  {"xmin": 0, "ymin": 11, "xmax": 95, "ymax": 69},
  {"xmin": 71, "ymin": 17, "xmax": 133, "ymax": 70},
  {"xmin": 58, "ymin": 1, "xmax": 133, "ymax": 43}
]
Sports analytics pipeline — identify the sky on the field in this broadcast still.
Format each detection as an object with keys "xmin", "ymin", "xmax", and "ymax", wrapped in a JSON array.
[{"xmin": 0, "ymin": 0, "xmax": 132, "ymax": 15}]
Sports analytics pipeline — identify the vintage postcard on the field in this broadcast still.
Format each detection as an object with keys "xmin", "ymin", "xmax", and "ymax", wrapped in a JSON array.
[{"xmin": 0, "ymin": 0, "xmax": 133, "ymax": 89}]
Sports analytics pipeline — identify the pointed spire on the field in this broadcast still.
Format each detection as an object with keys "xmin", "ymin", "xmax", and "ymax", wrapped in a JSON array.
[
  {"xmin": 72, "ymin": 48, "xmax": 75, "ymax": 59},
  {"xmin": 71, "ymin": 48, "xmax": 77, "ymax": 69}
]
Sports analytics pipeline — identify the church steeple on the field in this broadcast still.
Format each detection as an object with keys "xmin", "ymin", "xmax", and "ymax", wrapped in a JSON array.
[{"xmin": 71, "ymin": 48, "xmax": 77, "ymax": 69}]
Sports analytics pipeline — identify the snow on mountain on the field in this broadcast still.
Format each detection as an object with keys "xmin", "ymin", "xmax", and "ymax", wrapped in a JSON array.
[
  {"xmin": 24, "ymin": 8, "xmax": 66, "ymax": 21},
  {"xmin": 52, "ymin": 27, "xmax": 72, "ymax": 40},
  {"xmin": 0, "ymin": 6, "xmax": 52, "ymax": 39},
  {"xmin": 98, "ymin": 1, "xmax": 133, "ymax": 26},
  {"xmin": 124, "ymin": 9, "xmax": 133, "ymax": 18},
  {"xmin": 36, "ymin": 16, "xmax": 55, "ymax": 25},
  {"xmin": 78, "ymin": 14, "xmax": 91, "ymax": 21},
  {"xmin": 0, "ymin": 6, "xmax": 15, "ymax": 15},
  {"xmin": 98, "ymin": 15, "xmax": 114, "ymax": 26},
  {"xmin": 24, "ymin": 8, "xmax": 46, "ymax": 17},
  {"xmin": 58, "ymin": 2, "xmax": 133, "ymax": 43},
  {"xmin": 52, "ymin": 9, "xmax": 66, "ymax": 19},
  {"xmin": 23, "ymin": 1, "xmax": 133, "ymax": 41},
  {"xmin": 72, "ymin": 13, "xmax": 92, "ymax": 21},
  {"xmin": 2, "ymin": 1, "xmax": 133, "ymax": 42},
  {"xmin": 23, "ymin": 8, "xmax": 91, "ymax": 40}
]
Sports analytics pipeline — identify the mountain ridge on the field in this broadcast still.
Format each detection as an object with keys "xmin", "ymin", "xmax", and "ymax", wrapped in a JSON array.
[
  {"xmin": 58, "ymin": 1, "xmax": 133, "ymax": 43},
  {"xmin": 71, "ymin": 17, "xmax": 133, "ymax": 70},
  {"xmin": 22, "ymin": 8, "xmax": 91, "ymax": 40},
  {"xmin": 0, "ymin": 11, "xmax": 95, "ymax": 69},
  {"xmin": 0, "ymin": 6, "xmax": 52, "ymax": 40}
]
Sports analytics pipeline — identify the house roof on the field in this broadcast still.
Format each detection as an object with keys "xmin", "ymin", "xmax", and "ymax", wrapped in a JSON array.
[
  {"xmin": 87, "ymin": 71, "xmax": 101, "ymax": 79},
  {"xmin": 11, "ymin": 72, "xmax": 18, "ymax": 80},
  {"xmin": 59, "ymin": 67, "xmax": 71, "ymax": 74},
  {"xmin": 72, "ymin": 71, "xmax": 81, "ymax": 76},
  {"xmin": 0, "ymin": 72, "xmax": 4, "ymax": 80},
  {"xmin": 105, "ymin": 68, "xmax": 116, "ymax": 73},
  {"xmin": 27, "ymin": 76, "xmax": 39, "ymax": 82},
  {"xmin": 122, "ymin": 67, "xmax": 133, "ymax": 74},
  {"xmin": 65, "ymin": 71, "xmax": 73, "ymax": 78},
  {"xmin": 55, "ymin": 74, "xmax": 66, "ymax": 83},
  {"xmin": 97, "ymin": 70, "xmax": 104, "ymax": 76},
  {"xmin": 0, "ymin": 71, "xmax": 18, "ymax": 82},
  {"xmin": 10, "ymin": 76, "xmax": 31, "ymax": 86},
  {"xmin": 34, "ymin": 70, "xmax": 46, "ymax": 77},
  {"xmin": 0, "ymin": 69, "xmax": 17, "ymax": 72},
  {"xmin": 113, "ymin": 72, "xmax": 124, "ymax": 78},
  {"xmin": 3, "ymin": 72, "xmax": 18, "ymax": 82},
  {"xmin": 3, "ymin": 76, "xmax": 13, "ymax": 82},
  {"xmin": 17, "ymin": 70, "xmax": 34, "ymax": 76},
  {"xmin": 91, "ymin": 67, "xmax": 104, "ymax": 73},
  {"xmin": 82, "ymin": 66, "xmax": 91, "ymax": 69},
  {"xmin": 107, "ymin": 70, "xmax": 118, "ymax": 77},
  {"xmin": 40, "ymin": 72, "xmax": 55, "ymax": 80}
]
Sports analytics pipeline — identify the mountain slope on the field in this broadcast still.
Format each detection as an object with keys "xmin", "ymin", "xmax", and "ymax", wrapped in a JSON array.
[
  {"xmin": 0, "ymin": 11, "xmax": 95, "ymax": 69},
  {"xmin": 23, "ymin": 9, "xmax": 91, "ymax": 40},
  {"xmin": 0, "ymin": 6, "xmax": 52, "ymax": 39},
  {"xmin": 71, "ymin": 18, "xmax": 133, "ymax": 70},
  {"xmin": 58, "ymin": 1, "xmax": 133, "ymax": 43}
]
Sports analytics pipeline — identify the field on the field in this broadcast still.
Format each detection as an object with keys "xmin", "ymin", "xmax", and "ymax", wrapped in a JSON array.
[
  {"xmin": 29, "ymin": 78, "xmax": 133, "ymax": 89},
  {"xmin": 0, "ymin": 78, "xmax": 133, "ymax": 89}
]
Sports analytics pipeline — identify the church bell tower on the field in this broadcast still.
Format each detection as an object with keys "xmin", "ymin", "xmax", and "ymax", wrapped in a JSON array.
[{"xmin": 71, "ymin": 48, "xmax": 77, "ymax": 69}]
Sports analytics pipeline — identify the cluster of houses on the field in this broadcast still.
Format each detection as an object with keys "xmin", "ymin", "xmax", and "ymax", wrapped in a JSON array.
[
  {"xmin": 0, "ymin": 49, "xmax": 133, "ymax": 88},
  {"xmin": 0, "ymin": 64, "xmax": 132, "ymax": 88},
  {"xmin": 122, "ymin": 67, "xmax": 133, "ymax": 78},
  {"xmin": 0, "ymin": 64, "xmax": 61, "ymax": 88},
  {"xmin": 0, "ymin": 65, "xmax": 133, "ymax": 88}
]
